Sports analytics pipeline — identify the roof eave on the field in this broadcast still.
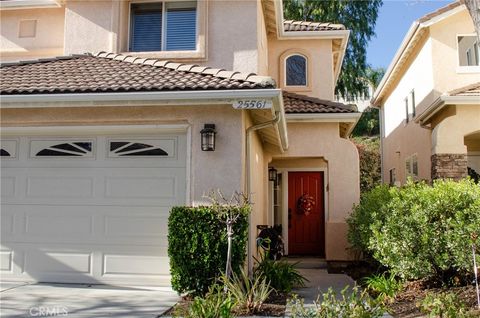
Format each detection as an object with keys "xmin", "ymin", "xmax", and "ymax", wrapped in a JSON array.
[
  {"xmin": 415, "ymin": 95, "xmax": 480, "ymax": 124},
  {"xmin": 285, "ymin": 112, "xmax": 361, "ymax": 122},
  {"xmin": 0, "ymin": 0, "xmax": 62, "ymax": 10},
  {"xmin": 372, "ymin": 4, "xmax": 466, "ymax": 106}
]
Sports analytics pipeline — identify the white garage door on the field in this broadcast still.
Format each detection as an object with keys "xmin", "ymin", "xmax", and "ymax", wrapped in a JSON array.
[{"xmin": 1, "ymin": 132, "xmax": 187, "ymax": 286}]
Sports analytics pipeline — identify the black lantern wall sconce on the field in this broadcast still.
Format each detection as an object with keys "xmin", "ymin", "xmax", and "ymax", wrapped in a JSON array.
[
  {"xmin": 200, "ymin": 124, "xmax": 217, "ymax": 151},
  {"xmin": 268, "ymin": 167, "xmax": 277, "ymax": 182}
]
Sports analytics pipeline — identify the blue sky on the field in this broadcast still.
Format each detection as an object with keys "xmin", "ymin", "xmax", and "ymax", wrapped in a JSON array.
[{"xmin": 367, "ymin": 0, "xmax": 452, "ymax": 69}]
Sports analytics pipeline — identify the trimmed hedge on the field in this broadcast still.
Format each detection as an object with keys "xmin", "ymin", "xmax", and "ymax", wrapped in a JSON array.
[
  {"xmin": 168, "ymin": 206, "xmax": 249, "ymax": 296},
  {"xmin": 347, "ymin": 179, "xmax": 480, "ymax": 281}
]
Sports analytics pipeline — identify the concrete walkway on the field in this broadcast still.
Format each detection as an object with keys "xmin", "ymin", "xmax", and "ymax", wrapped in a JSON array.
[{"xmin": 0, "ymin": 282, "xmax": 179, "ymax": 317}]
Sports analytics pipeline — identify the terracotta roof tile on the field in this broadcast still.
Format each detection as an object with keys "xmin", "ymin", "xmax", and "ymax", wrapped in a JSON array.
[
  {"xmin": 283, "ymin": 20, "xmax": 345, "ymax": 32},
  {"xmin": 283, "ymin": 92, "xmax": 357, "ymax": 113},
  {"xmin": 0, "ymin": 52, "xmax": 276, "ymax": 95},
  {"xmin": 418, "ymin": 0, "xmax": 463, "ymax": 23},
  {"xmin": 448, "ymin": 82, "xmax": 480, "ymax": 96}
]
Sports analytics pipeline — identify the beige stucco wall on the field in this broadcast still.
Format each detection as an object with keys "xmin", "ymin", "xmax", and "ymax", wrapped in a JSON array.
[
  {"xmin": 269, "ymin": 122, "xmax": 360, "ymax": 260},
  {"xmin": 380, "ymin": 7, "xmax": 479, "ymax": 184},
  {"xmin": 431, "ymin": 104, "xmax": 480, "ymax": 155},
  {"xmin": 0, "ymin": 105, "xmax": 245, "ymax": 204},
  {"xmin": 430, "ymin": 9, "xmax": 479, "ymax": 93},
  {"xmin": 268, "ymin": 38, "xmax": 334, "ymax": 100},
  {"xmin": 243, "ymin": 112, "xmax": 269, "ymax": 267},
  {"xmin": 61, "ymin": 0, "xmax": 260, "ymax": 73},
  {"xmin": 0, "ymin": 8, "xmax": 65, "ymax": 61}
]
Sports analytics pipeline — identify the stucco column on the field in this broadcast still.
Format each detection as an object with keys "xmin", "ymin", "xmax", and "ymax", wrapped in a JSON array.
[{"xmin": 430, "ymin": 105, "xmax": 479, "ymax": 180}]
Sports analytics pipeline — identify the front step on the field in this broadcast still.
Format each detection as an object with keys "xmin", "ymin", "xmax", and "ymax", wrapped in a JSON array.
[{"xmin": 284, "ymin": 257, "xmax": 327, "ymax": 269}]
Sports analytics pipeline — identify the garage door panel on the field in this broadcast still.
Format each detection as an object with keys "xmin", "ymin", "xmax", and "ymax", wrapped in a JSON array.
[
  {"xmin": 25, "ymin": 251, "xmax": 93, "ymax": 275},
  {"xmin": 1, "ymin": 133, "xmax": 186, "ymax": 286},
  {"xmin": 1, "ymin": 177, "xmax": 16, "ymax": 197},
  {"xmin": 27, "ymin": 176, "xmax": 95, "ymax": 198},
  {"xmin": 103, "ymin": 254, "xmax": 169, "ymax": 277},
  {"xmin": 104, "ymin": 215, "xmax": 168, "ymax": 239}
]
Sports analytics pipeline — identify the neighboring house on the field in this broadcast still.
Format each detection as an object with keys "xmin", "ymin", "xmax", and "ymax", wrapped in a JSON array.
[
  {"xmin": 372, "ymin": 1, "xmax": 480, "ymax": 186},
  {"xmin": 0, "ymin": 0, "xmax": 360, "ymax": 287}
]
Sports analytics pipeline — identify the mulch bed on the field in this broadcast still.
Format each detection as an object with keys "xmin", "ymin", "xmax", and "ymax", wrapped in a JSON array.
[
  {"xmin": 332, "ymin": 261, "xmax": 480, "ymax": 317},
  {"xmin": 161, "ymin": 291, "xmax": 287, "ymax": 317}
]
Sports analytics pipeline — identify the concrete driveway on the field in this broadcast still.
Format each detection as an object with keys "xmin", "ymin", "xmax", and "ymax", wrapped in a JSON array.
[{"xmin": 0, "ymin": 282, "xmax": 179, "ymax": 317}]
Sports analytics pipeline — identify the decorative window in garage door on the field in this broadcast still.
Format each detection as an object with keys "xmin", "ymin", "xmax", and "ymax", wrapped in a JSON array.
[
  {"xmin": 108, "ymin": 139, "xmax": 175, "ymax": 158},
  {"xmin": 0, "ymin": 140, "xmax": 17, "ymax": 158},
  {"xmin": 30, "ymin": 140, "xmax": 94, "ymax": 158}
]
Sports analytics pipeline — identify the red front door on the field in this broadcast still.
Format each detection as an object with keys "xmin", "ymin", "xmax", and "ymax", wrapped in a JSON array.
[{"xmin": 288, "ymin": 172, "xmax": 325, "ymax": 256}]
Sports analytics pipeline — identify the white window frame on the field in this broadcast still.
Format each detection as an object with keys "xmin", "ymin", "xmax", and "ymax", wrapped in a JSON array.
[
  {"xmin": 127, "ymin": 0, "xmax": 199, "ymax": 54},
  {"xmin": 405, "ymin": 154, "xmax": 418, "ymax": 180},
  {"xmin": 456, "ymin": 33, "xmax": 480, "ymax": 73},
  {"xmin": 284, "ymin": 53, "xmax": 308, "ymax": 88}
]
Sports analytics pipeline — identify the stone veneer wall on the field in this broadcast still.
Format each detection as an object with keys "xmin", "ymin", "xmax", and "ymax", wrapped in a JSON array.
[{"xmin": 431, "ymin": 154, "xmax": 468, "ymax": 180}]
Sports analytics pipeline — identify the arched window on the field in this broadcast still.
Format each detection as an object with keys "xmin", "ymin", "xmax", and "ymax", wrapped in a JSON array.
[{"xmin": 285, "ymin": 54, "xmax": 307, "ymax": 86}]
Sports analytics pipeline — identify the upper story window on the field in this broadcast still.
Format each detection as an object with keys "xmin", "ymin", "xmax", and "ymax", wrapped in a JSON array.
[
  {"xmin": 457, "ymin": 35, "xmax": 479, "ymax": 67},
  {"xmin": 129, "ymin": 1, "xmax": 197, "ymax": 52},
  {"xmin": 404, "ymin": 89, "xmax": 415, "ymax": 123},
  {"xmin": 285, "ymin": 54, "xmax": 307, "ymax": 86}
]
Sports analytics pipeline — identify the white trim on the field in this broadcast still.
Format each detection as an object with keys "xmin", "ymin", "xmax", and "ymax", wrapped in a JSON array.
[
  {"xmin": 457, "ymin": 66, "xmax": 480, "ymax": 73},
  {"xmin": 286, "ymin": 112, "xmax": 361, "ymax": 123},
  {"xmin": 276, "ymin": 168, "xmax": 328, "ymax": 256},
  {"xmin": 0, "ymin": 0, "xmax": 61, "ymax": 10},
  {"xmin": 416, "ymin": 95, "xmax": 480, "ymax": 124},
  {"xmin": 0, "ymin": 89, "xmax": 282, "ymax": 107},
  {"xmin": 0, "ymin": 124, "xmax": 190, "ymax": 136}
]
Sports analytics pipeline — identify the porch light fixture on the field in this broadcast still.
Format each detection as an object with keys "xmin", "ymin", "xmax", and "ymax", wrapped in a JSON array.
[
  {"xmin": 268, "ymin": 167, "xmax": 277, "ymax": 182},
  {"xmin": 200, "ymin": 124, "xmax": 216, "ymax": 151}
]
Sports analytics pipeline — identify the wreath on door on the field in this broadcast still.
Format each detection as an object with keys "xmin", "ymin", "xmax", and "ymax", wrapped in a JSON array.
[{"xmin": 297, "ymin": 193, "xmax": 315, "ymax": 216}]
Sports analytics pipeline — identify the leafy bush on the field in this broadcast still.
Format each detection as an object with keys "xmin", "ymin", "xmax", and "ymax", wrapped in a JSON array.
[
  {"xmin": 188, "ymin": 285, "xmax": 236, "ymax": 318},
  {"xmin": 347, "ymin": 184, "xmax": 393, "ymax": 255},
  {"xmin": 352, "ymin": 136, "xmax": 382, "ymax": 194},
  {"xmin": 288, "ymin": 286, "xmax": 385, "ymax": 318},
  {"xmin": 419, "ymin": 291, "xmax": 474, "ymax": 318},
  {"xmin": 168, "ymin": 206, "xmax": 249, "ymax": 296},
  {"xmin": 363, "ymin": 272, "xmax": 402, "ymax": 303},
  {"xmin": 369, "ymin": 179, "xmax": 480, "ymax": 281},
  {"xmin": 222, "ymin": 269, "xmax": 273, "ymax": 315},
  {"xmin": 253, "ymin": 253, "xmax": 307, "ymax": 292}
]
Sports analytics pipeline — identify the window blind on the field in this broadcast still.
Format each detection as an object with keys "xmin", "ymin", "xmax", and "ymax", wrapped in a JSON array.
[
  {"xmin": 166, "ymin": 5, "xmax": 197, "ymax": 51},
  {"xmin": 130, "ymin": 4, "xmax": 162, "ymax": 52}
]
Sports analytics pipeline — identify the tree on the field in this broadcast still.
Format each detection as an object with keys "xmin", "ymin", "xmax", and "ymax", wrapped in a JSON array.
[
  {"xmin": 284, "ymin": 0, "xmax": 383, "ymax": 99},
  {"xmin": 465, "ymin": 0, "xmax": 480, "ymax": 43}
]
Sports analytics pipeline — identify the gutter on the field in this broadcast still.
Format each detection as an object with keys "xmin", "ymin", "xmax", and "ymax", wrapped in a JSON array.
[
  {"xmin": 286, "ymin": 112, "xmax": 361, "ymax": 122},
  {"xmin": 0, "ymin": 89, "xmax": 283, "ymax": 108},
  {"xmin": 0, "ymin": 0, "xmax": 61, "ymax": 10}
]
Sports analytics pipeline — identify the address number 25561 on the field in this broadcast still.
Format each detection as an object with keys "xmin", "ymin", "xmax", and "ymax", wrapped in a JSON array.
[{"xmin": 233, "ymin": 99, "xmax": 272, "ymax": 109}]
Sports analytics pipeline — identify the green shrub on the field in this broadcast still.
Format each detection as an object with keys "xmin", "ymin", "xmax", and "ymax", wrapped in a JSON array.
[
  {"xmin": 352, "ymin": 136, "xmax": 382, "ymax": 194},
  {"xmin": 363, "ymin": 272, "xmax": 402, "ymax": 303},
  {"xmin": 288, "ymin": 286, "xmax": 385, "ymax": 318},
  {"xmin": 253, "ymin": 253, "xmax": 307, "ymax": 292},
  {"xmin": 168, "ymin": 206, "xmax": 249, "ymax": 296},
  {"xmin": 369, "ymin": 179, "xmax": 480, "ymax": 281},
  {"xmin": 346, "ymin": 184, "xmax": 393, "ymax": 255},
  {"xmin": 188, "ymin": 284, "xmax": 236, "ymax": 318},
  {"xmin": 419, "ymin": 291, "xmax": 473, "ymax": 318},
  {"xmin": 222, "ymin": 269, "xmax": 273, "ymax": 315}
]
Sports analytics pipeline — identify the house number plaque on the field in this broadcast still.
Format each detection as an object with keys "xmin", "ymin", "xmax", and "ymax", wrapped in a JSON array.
[{"xmin": 232, "ymin": 99, "xmax": 272, "ymax": 109}]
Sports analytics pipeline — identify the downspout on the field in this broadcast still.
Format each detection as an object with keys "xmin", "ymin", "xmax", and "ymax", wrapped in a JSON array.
[{"xmin": 245, "ymin": 111, "xmax": 281, "ymax": 272}]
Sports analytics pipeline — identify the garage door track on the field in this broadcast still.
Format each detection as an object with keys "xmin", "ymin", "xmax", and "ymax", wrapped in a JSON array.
[{"xmin": 0, "ymin": 282, "xmax": 179, "ymax": 317}]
